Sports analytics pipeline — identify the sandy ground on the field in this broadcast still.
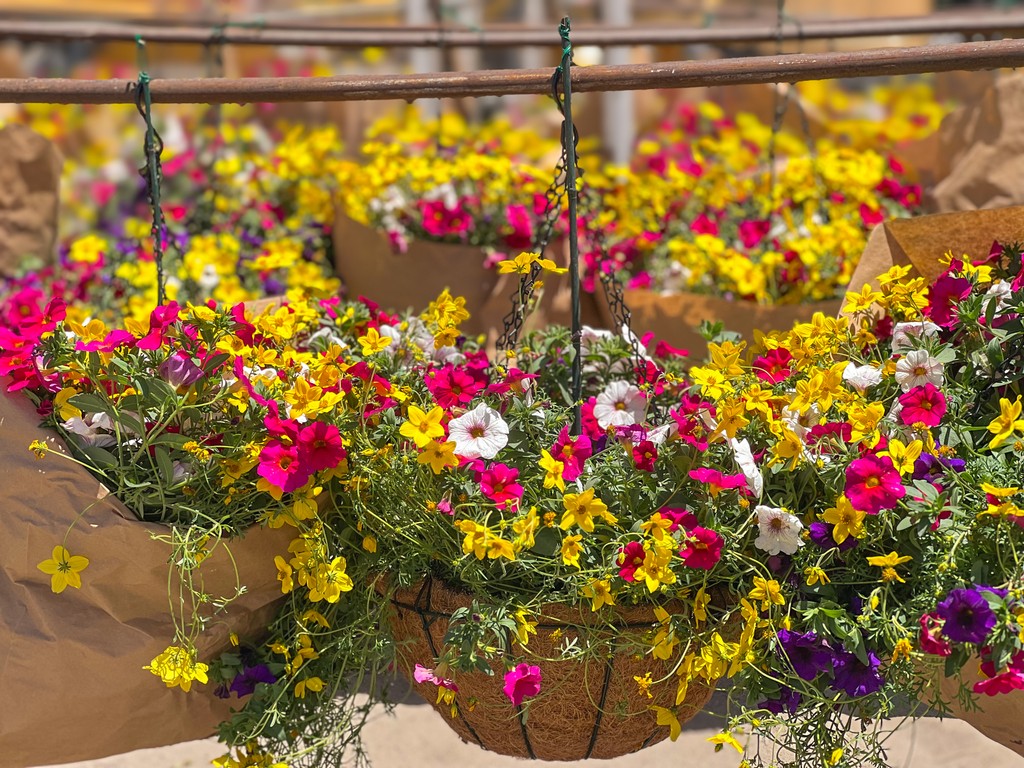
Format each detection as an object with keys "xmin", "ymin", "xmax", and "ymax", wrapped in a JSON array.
[{"xmin": 39, "ymin": 688, "xmax": 1024, "ymax": 768}]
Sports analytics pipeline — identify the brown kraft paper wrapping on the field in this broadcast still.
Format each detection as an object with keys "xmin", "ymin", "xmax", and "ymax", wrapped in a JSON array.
[
  {"xmin": 845, "ymin": 207, "xmax": 1024, "ymax": 301},
  {"xmin": 332, "ymin": 213, "xmax": 601, "ymax": 346},
  {"xmin": 598, "ymin": 289, "xmax": 841, "ymax": 354},
  {"xmin": 0, "ymin": 389, "xmax": 292, "ymax": 767},
  {"xmin": 928, "ymin": 74, "xmax": 1024, "ymax": 214},
  {"xmin": 932, "ymin": 663, "xmax": 1024, "ymax": 759},
  {"xmin": 0, "ymin": 124, "xmax": 62, "ymax": 277}
]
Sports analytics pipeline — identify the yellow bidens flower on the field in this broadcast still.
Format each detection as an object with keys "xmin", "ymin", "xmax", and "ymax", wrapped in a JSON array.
[
  {"xmin": 560, "ymin": 488, "xmax": 616, "ymax": 532},
  {"xmin": 37, "ymin": 545, "xmax": 89, "ymax": 593},
  {"xmin": 357, "ymin": 326, "xmax": 392, "ymax": 356},
  {"xmin": 496, "ymin": 251, "xmax": 568, "ymax": 275},
  {"xmin": 820, "ymin": 496, "xmax": 866, "ymax": 544},
  {"xmin": 988, "ymin": 396, "xmax": 1024, "ymax": 450},
  {"xmin": 399, "ymin": 404, "xmax": 446, "ymax": 448},
  {"xmin": 144, "ymin": 644, "xmax": 210, "ymax": 692},
  {"xmin": 866, "ymin": 551, "xmax": 913, "ymax": 583}
]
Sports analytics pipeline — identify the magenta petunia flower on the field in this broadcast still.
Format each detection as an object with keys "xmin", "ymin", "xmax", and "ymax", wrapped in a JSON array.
[
  {"xmin": 424, "ymin": 364, "xmax": 483, "ymax": 409},
  {"xmin": 478, "ymin": 463, "xmax": 524, "ymax": 510},
  {"xmin": 503, "ymin": 663, "xmax": 542, "ymax": 707},
  {"xmin": 136, "ymin": 301, "xmax": 182, "ymax": 350},
  {"xmin": 297, "ymin": 421, "xmax": 347, "ymax": 472},
  {"xmin": 688, "ymin": 468, "xmax": 747, "ymax": 497},
  {"xmin": 257, "ymin": 442, "xmax": 311, "ymax": 493},
  {"xmin": 844, "ymin": 454, "xmax": 905, "ymax": 515},
  {"xmin": 898, "ymin": 384, "xmax": 947, "ymax": 428},
  {"xmin": 679, "ymin": 526, "xmax": 723, "ymax": 570},
  {"xmin": 550, "ymin": 425, "xmax": 592, "ymax": 482}
]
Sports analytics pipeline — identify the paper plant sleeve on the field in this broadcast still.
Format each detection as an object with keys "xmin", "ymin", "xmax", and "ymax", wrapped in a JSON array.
[
  {"xmin": 331, "ymin": 213, "xmax": 600, "ymax": 345},
  {"xmin": 0, "ymin": 124, "xmax": 62, "ymax": 277},
  {"xmin": 929, "ymin": 74, "xmax": 1024, "ymax": 213},
  {"xmin": 845, "ymin": 207, "xmax": 1024, "ymax": 300},
  {"xmin": 0, "ymin": 389, "xmax": 291, "ymax": 767},
  {"xmin": 597, "ymin": 289, "xmax": 841, "ymax": 353},
  {"xmin": 927, "ymin": 662, "xmax": 1024, "ymax": 759}
]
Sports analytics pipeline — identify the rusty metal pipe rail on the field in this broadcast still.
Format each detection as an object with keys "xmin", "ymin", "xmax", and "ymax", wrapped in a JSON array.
[
  {"xmin": 0, "ymin": 37, "xmax": 1020, "ymax": 105},
  {"xmin": 4, "ymin": 11, "xmax": 1024, "ymax": 49}
]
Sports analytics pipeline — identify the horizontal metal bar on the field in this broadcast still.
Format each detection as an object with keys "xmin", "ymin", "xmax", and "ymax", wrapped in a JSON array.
[
  {"xmin": 2, "ymin": 11, "xmax": 1024, "ymax": 49},
  {"xmin": 0, "ymin": 37, "xmax": 1019, "ymax": 105}
]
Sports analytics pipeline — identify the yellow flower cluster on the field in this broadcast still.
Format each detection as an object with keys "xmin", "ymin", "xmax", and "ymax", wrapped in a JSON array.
[{"xmin": 143, "ymin": 644, "xmax": 210, "ymax": 692}]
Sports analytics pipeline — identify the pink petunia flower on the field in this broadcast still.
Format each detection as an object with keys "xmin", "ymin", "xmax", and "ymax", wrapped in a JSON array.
[
  {"xmin": 898, "ymin": 384, "xmax": 947, "ymax": 428},
  {"xmin": 414, "ymin": 663, "xmax": 458, "ymax": 692},
  {"xmin": 425, "ymin": 364, "xmax": 484, "ymax": 409},
  {"xmin": 845, "ymin": 454, "xmax": 905, "ymax": 515},
  {"xmin": 918, "ymin": 613, "xmax": 952, "ymax": 657},
  {"xmin": 503, "ymin": 664, "xmax": 542, "ymax": 707},
  {"xmin": 925, "ymin": 274, "xmax": 971, "ymax": 328},
  {"xmin": 752, "ymin": 348, "xmax": 793, "ymax": 385},
  {"xmin": 658, "ymin": 507, "xmax": 698, "ymax": 532}
]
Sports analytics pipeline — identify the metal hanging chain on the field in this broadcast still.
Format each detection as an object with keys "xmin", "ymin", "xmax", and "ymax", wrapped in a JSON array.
[
  {"xmin": 134, "ymin": 37, "xmax": 169, "ymax": 307},
  {"xmin": 495, "ymin": 26, "xmax": 576, "ymax": 353}
]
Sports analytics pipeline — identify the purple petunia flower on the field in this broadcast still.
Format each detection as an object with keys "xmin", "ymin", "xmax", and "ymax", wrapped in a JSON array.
[
  {"xmin": 777, "ymin": 630, "xmax": 834, "ymax": 681},
  {"xmin": 759, "ymin": 686, "xmax": 802, "ymax": 715},
  {"xmin": 809, "ymin": 522, "xmax": 858, "ymax": 552},
  {"xmin": 936, "ymin": 587, "xmax": 997, "ymax": 644},
  {"xmin": 912, "ymin": 452, "xmax": 966, "ymax": 484},
  {"xmin": 229, "ymin": 663, "xmax": 278, "ymax": 697},
  {"xmin": 831, "ymin": 650, "xmax": 884, "ymax": 698}
]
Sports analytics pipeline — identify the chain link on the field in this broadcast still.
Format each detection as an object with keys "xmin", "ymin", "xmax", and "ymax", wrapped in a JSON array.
[{"xmin": 134, "ymin": 69, "xmax": 168, "ymax": 307}]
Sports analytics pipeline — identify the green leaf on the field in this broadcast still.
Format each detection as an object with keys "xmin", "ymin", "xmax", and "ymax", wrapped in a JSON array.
[
  {"xmin": 530, "ymin": 526, "xmax": 561, "ymax": 558},
  {"xmin": 150, "ymin": 432, "xmax": 191, "ymax": 448},
  {"xmin": 69, "ymin": 393, "xmax": 111, "ymax": 414},
  {"xmin": 154, "ymin": 446, "xmax": 176, "ymax": 486},
  {"xmin": 79, "ymin": 445, "xmax": 118, "ymax": 469}
]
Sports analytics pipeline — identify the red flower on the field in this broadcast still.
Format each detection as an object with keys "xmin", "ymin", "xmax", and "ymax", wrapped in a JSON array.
[
  {"xmin": 753, "ymin": 348, "xmax": 793, "ymax": 384},
  {"xmin": 738, "ymin": 219, "xmax": 771, "ymax": 249},
  {"xmin": 617, "ymin": 541, "xmax": 646, "ymax": 582},
  {"xmin": 632, "ymin": 440, "xmax": 658, "ymax": 472},
  {"xmin": 680, "ymin": 526, "xmax": 723, "ymax": 570},
  {"xmin": 659, "ymin": 507, "xmax": 698, "ymax": 531},
  {"xmin": 845, "ymin": 454, "xmax": 905, "ymax": 515},
  {"xmin": 425, "ymin": 364, "xmax": 483, "ymax": 409},
  {"xmin": 898, "ymin": 384, "xmax": 947, "ymax": 428},
  {"xmin": 925, "ymin": 274, "xmax": 971, "ymax": 328},
  {"xmin": 918, "ymin": 613, "xmax": 951, "ymax": 657}
]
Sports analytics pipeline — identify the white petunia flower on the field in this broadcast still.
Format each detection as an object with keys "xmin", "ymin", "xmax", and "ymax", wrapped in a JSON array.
[
  {"xmin": 894, "ymin": 349, "xmax": 944, "ymax": 392},
  {"xmin": 891, "ymin": 320, "xmax": 941, "ymax": 353},
  {"xmin": 730, "ymin": 437, "xmax": 763, "ymax": 500},
  {"xmin": 63, "ymin": 412, "xmax": 117, "ymax": 448},
  {"xmin": 593, "ymin": 380, "xmax": 647, "ymax": 430},
  {"xmin": 753, "ymin": 505, "xmax": 805, "ymax": 556},
  {"xmin": 781, "ymin": 403, "xmax": 821, "ymax": 440},
  {"xmin": 446, "ymin": 403, "xmax": 509, "ymax": 459},
  {"xmin": 984, "ymin": 280, "xmax": 1013, "ymax": 313},
  {"xmin": 843, "ymin": 362, "xmax": 883, "ymax": 393}
]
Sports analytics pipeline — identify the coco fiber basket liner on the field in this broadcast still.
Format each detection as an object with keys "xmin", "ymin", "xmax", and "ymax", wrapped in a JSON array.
[{"xmin": 386, "ymin": 576, "xmax": 714, "ymax": 761}]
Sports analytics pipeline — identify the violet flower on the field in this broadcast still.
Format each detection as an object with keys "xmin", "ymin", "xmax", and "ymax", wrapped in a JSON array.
[
  {"xmin": 229, "ymin": 663, "xmax": 278, "ymax": 697},
  {"xmin": 936, "ymin": 587, "xmax": 997, "ymax": 644},
  {"xmin": 777, "ymin": 630, "xmax": 834, "ymax": 681},
  {"xmin": 831, "ymin": 650, "xmax": 884, "ymax": 698}
]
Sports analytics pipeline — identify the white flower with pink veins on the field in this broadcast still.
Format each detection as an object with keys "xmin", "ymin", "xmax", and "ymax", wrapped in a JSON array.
[
  {"xmin": 446, "ymin": 403, "xmax": 509, "ymax": 459},
  {"xmin": 894, "ymin": 349, "xmax": 944, "ymax": 392},
  {"xmin": 753, "ymin": 505, "xmax": 804, "ymax": 556},
  {"xmin": 593, "ymin": 381, "xmax": 647, "ymax": 430}
]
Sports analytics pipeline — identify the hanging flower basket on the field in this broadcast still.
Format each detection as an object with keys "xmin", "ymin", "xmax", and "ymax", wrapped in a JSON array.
[
  {"xmin": 597, "ymin": 289, "xmax": 842, "ymax": 353},
  {"xmin": 0, "ymin": 388, "xmax": 292, "ymax": 767},
  {"xmin": 332, "ymin": 212, "xmax": 602, "ymax": 343},
  {"xmin": 386, "ymin": 577, "xmax": 714, "ymax": 761}
]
